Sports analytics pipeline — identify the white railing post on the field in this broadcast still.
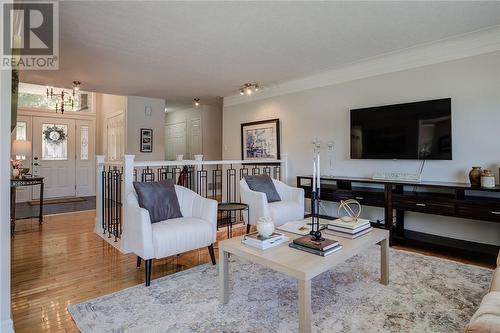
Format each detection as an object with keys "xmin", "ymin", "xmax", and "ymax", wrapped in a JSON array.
[
  {"xmin": 123, "ymin": 155, "xmax": 135, "ymax": 198},
  {"xmin": 95, "ymin": 155, "xmax": 105, "ymax": 234},
  {"xmin": 281, "ymin": 153, "xmax": 289, "ymax": 183},
  {"xmin": 121, "ymin": 154, "xmax": 135, "ymax": 253}
]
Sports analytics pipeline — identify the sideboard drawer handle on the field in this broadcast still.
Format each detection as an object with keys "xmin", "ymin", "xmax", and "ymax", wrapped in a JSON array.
[
  {"xmin": 355, "ymin": 196, "xmax": 364, "ymax": 200},
  {"xmin": 492, "ymin": 211, "xmax": 500, "ymax": 215},
  {"xmin": 416, "ymin": 203, "xmax": 426, "ymax": 207}
]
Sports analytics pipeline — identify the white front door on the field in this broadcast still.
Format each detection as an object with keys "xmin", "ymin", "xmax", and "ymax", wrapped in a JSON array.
[{"xmin": 32, "ymin": 117, "xmax": 76, "ymax": 199}]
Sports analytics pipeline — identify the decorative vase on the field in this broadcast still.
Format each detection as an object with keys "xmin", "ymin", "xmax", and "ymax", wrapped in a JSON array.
[
  {"xmin": 256, "ymin": 217, "xmax": 274, "ymax": 238},
  {"xmin": 481, "ymin": 170, "xmax": 495, "ymax": 188},
  {"xmin": 469, "ymin": 166, "xmax": 482, "ymax": 186},
  {"xmin": 12, "ymin": 168, "xmax": 20, "ymax": 179},
  {"xmin": 176, "ymin": 154, "xmax": 184, "ymax": 161}
]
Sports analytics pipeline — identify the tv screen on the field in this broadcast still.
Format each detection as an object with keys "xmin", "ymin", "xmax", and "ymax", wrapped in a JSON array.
[{"xmin": 350, "ymin": 98, "xmax": 452, "ymax": 160}]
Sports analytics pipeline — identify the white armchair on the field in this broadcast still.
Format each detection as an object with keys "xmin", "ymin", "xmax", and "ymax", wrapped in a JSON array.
[
  {"xmin": 123, "ymin": 185, "xmax": 218, "ymax": 286},
  {"xmin": 240, "ymin": 178, "xmax": 305, "ymax": 232}
]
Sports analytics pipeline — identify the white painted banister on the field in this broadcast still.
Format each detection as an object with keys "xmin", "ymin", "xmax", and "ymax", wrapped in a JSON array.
[
  {"xmin": 133, "ymin": 158, "xmax": 286, "ymax": 167},
  {"xmin": 282, "ymin": 153, "xmax": 289, "ymax": 183},
  {"xmin": 123, "ymin": 155, "xmax": 135, "ymax": 198}
]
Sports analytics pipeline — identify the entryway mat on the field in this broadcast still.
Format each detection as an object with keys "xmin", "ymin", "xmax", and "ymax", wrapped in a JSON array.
[{"xmin": 28, "ymin": 197, "xmax": 86, "ymax": 206}]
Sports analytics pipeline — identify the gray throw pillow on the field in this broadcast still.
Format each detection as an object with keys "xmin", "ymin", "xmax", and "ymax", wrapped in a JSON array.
[
  {"xmin": 244, "ymin": 174, "xmax": 281, "ymax": 203},
  {"xmin": 133, "ymin": 180, "xmax": 183, "ymax": 223}
]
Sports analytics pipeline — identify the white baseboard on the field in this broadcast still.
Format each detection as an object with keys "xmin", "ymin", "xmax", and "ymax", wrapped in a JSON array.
[{"xmin": 0, "ymin": 318, "xmax": 14, "ymax": 333}]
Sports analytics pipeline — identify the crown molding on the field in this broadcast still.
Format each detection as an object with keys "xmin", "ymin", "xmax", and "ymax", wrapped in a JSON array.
[{"xmin": 223, "ymin": 25, "xmax": 500, "ymax": 107}]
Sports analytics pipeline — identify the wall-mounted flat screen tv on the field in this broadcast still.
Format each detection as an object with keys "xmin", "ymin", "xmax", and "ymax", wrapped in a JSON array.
[{"xmin": 350, "ymin": 98, "xmax": 452, "ymax": 160}]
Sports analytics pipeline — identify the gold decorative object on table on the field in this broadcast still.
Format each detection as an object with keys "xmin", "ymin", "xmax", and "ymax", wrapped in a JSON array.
[{"xmin": 337, "ymin": 199, "xmax": 362, "ymax": 222}]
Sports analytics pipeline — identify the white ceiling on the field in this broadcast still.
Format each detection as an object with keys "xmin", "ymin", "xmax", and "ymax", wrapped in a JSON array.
[{"xmin": 19, "ymin": 1, "xmax": 500, "ymax": 108}]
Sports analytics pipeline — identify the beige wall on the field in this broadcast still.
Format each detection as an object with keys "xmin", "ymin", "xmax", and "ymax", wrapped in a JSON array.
[
  {"xmin": 126, "ymin": 96, "xmax": 165, "ymax": 161},
  {"xmin": 202, "ymin": 99, "xmax": 223, "ymax": 161},
  {"xmin": 95, "ymin": 93, "xmax": 127, "ymax": 156},
  {"xmin": 223, "ymin": 52, "xmax": 500, "ymax": 246}
]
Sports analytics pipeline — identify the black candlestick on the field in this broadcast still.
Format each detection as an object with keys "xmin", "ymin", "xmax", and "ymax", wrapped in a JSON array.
[{"xmin": 310, "ymin": 188, "xmax": 324, "ymax": 241}]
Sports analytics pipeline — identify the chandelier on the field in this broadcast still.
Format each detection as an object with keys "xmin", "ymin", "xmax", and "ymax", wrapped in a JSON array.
[
  {"xmin": 239, "ymin": 82, "xmax": 259, "ymax": 96},
  {"xmin": 46, "ymin": 81, "xmax": 81, "ymax": 114}
]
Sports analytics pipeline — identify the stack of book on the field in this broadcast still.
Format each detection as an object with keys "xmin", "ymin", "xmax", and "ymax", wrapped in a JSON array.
[
  {"xmin": 289, "ymin": 235, "xmax": 342, "ymax": 256},
  {"xmin": 242, "ymin": 232, "xmax": 289, "ymax": 250},
  {"xmin": 323, "ymin": 218, "xmax": 372, "ymax": 239}
]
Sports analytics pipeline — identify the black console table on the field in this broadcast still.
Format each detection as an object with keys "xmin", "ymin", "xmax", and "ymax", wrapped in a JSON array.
[
  {"xmin": 10, "ymin": 177, "xmax": 44, "ymax": 235},
  {"xmin": 297, "ymin": 175, "xmax": 500, "ymax": 265}
]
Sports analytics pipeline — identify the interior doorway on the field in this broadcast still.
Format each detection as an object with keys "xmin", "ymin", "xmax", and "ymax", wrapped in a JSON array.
[{"xmin": 165, "ymin": 121, "xmax": 187, "ymax": 160}]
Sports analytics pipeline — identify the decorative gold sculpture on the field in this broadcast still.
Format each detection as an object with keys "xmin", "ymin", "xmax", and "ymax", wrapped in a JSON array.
[{"xmin": 337, "ymin": 199, "xmax": 361, "ymax": 223}]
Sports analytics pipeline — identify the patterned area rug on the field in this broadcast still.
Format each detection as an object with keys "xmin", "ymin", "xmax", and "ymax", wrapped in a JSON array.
[{"xmin": 68, "ymin": 247, "xmax": 492, "ymax": 333}]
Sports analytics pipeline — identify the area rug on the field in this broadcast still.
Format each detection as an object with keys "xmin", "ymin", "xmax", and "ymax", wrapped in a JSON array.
[{"xmin": 68, "ymin": 247, "xmax": 492, "ymax": 333}]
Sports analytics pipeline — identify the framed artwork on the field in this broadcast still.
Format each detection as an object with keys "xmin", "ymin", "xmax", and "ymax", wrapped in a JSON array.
[
  {"xmin": 140, "ymin": 128, "xmax": 153, "ymax": 153},
  {"xmin": 241, "ymin": 119, "xmax": 280, "ymax": 161}
]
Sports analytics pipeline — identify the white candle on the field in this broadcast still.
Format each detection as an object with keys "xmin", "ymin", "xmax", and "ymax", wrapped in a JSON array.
[
  {"xmin": 317, "ymin": 154, "xmax": 321, "ymax": 189},
  {"xmin": 312, "ymin": 160, "xmax": 316, "ymax": 191}
]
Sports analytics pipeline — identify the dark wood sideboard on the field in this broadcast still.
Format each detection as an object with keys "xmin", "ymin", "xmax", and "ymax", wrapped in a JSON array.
[{"xmin": 297, "ymin": 175, "xmax": 500, "ymax": 265}]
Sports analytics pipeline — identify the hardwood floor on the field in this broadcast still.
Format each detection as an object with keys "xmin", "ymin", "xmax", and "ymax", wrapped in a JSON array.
[
  {"xmin": 11, "ymin": 210, "xmax": 246, "ymax": 333},
  {"xmin": 11, "ymin": 211, "xmax": 494, "ymax": 333}
]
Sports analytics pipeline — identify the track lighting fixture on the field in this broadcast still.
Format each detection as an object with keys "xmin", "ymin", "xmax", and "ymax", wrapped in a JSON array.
[
  {"xmin": 239, "ymin": 83, "xmax": 260, "ymax": 96},
  {"xmin": 194, "ymin": 98, "xmax": 200, "ymax": 106}
]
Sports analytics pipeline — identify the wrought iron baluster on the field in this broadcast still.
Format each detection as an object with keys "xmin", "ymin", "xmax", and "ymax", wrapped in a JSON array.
[
  {"xmin": 212, "ymin": 165, "xmax": 222, "ymax": 202},
  {"xmin": 107, "ymin": 166, "xmax": 113, "ymax": 238},
  {"xmin": 226, "ymin": 164, "xmax": 236, "ymax": 203},
  {"xmin": 101, "ymin": 168, "xmax": 106, "ymax": 234},
  {"xmin": 110, "ymin": 167, "xmax": 122, "ymax": 241},
  {"xmin": 263, "ymin": 166, "xmax": 271, "ymax": 177},
  {"xmin": 117, "ymin": 168, "xmax": 123, "ymax": 239},
  {"xmin": 196, "ymin": 164, "xmax": 208, "ymax": 198},
  {"xmin": 240, "ymin": 165, "xmax": 249, "ymax": 179},
  {"xmin": 158, "ymin": 166, "xmax": 168, "ymax": 181},
  {"xmin": 187, "ymin": 166, "xmax": 194, "ymax": 189},
  {"xmin": 172, "ymin": 167, "xmax": 181, "ymax": 184},
  {"xmin": 273, "ymin": 165, "xmax": 281, "ymax": 180},
  {"xmin": 141, "ymin": 166, "xmax": 155, "ymax": 182}
]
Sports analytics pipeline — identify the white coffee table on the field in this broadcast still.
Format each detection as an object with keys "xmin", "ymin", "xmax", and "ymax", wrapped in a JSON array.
[{"xmin": 218, "ymin": 228, "xmax": 390, "ymax": 333}]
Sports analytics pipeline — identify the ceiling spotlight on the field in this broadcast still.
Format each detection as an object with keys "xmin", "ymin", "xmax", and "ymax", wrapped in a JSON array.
[
  {"xmin": 72, "ymin": 81, "xmax": 81, "ymax": 92},
  {"xmin": 240, "ymin": 83, "xmax": 260, "ymax": 96},
  {"xmin": 194, "ymin": 98, "xmax": 200, "ymax": 106}
]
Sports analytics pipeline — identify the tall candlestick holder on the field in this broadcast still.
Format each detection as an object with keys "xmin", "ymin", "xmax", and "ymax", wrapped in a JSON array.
[
  {"xmin": 310, "ymin": 187, "xmax": 324, "ymax": 241},
  {"xmin": 310, "ymin": 139, "xmax": 324, "ymax": 241}
]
